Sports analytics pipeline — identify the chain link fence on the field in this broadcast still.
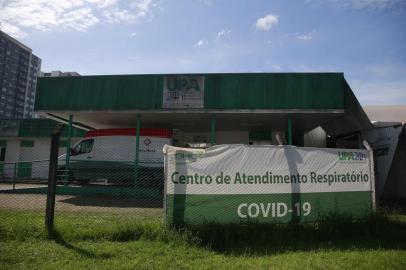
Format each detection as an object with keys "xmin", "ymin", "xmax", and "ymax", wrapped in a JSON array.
[
  {"xmin": 0, "ymin": 156, "xmax": 166, "ymax": 231},
  {"xmin": 1, "ymin": 139, "xmax": 376, "ymax": 230},
  {"xmin": 53, "ymin": 158, "xmax": 164, "ymax": 219},
  {"xmin": 0, "ymin": 160, "xmax": 51, "ymax": 230}
]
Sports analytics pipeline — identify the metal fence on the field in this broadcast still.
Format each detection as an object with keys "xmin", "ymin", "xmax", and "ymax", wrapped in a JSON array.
[
  {"xmin": 0, "ymin": 160, "xmax": 50, "ymax": 230},
  {"xmin": 0, "ymin": 159, "xmax": 50, "ymax": 188},
  {"xmin": 0, "ymin": 155, "xmax": 165, "ymax": 229},
  {"xmin": 53, "ymin": 159, "xmax": 164, "ymax": 218},
  {"xmin": 0, "ymin": 140, "xmax": 376, "ymax": 229}
]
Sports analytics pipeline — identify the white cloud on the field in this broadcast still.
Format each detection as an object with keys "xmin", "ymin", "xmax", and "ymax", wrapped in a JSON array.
[
  {"xmin": 0, "ymin": 21, "xmax": 27, "ymax": 39},
  {"xmin": 297, "ymin": 34, "xmax": 313, "ymax": 41},
  {"xmin": 103, "ymin": 8, "xmax": 136, "ymax": 23},
  {"xmin": 103, "ymin": 0, "xmax": 154, "ymax": 23},
  {"xmin": 128, "ymin": 56, "xmax": 140, "ymax": 60},
  {"xmin": 178, "ymin": 58, "xmax": 196, "ymax": 66},
  {"xmin": 293, "ymin": 30, "xmax": 316, "ymax": 41},
  {"xmin": 364, "ymin": 63, "xmax": 406, "ymax": 77},
  {"xmin": 97, "ymin": 0, "xmax": 118, "ymax": 8},
  {"xmin": 217, "ymin": 29, "xmax": 231, "ymax": 38},
  {"xmin": 129, "ymin": 32, "xmax": 137, "ymax": 37},
  {"xmin": 255, "ymin": 14, "xmax": 279, "ymax": 31},
  {"xmin": 193, "ymin": 29, "xmax": 231, "ymax": 49},
  {"xmin": 59, "ymin": 8, "xmax": 100, "ymax": 32},
  {"xmin": 130, "ymin": 0, "xmax": 153, "ymax": 12},
  {"xmin": 193, "ymin": 39, "xmax": 209, "ymax": 48},
  {"xmin": 0, "ymin": 0, "xmax": 156, "ymax": 38},
  {"xmin": 271, "ymin": 64, "xmax": 282, "ymax": 71},
  {"xmin": 198, "ymin": 0, "xmax": 214, "ymax": 6},
  {"xmin": 351, "ymin": 79, "xmax": 406, "ymax": 105},
  {"xmin": 307, "ymin": 0, "xmax": 406, "ymax": 11}
]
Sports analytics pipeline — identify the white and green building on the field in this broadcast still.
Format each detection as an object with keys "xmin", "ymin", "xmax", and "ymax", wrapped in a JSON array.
[
  {"xmin": 0, "ymin": 118, "xmax": 84, "ymax": 180},
  {"xmin": 20, "ymin": 72, "xmax": 404, "ymax": 201}
]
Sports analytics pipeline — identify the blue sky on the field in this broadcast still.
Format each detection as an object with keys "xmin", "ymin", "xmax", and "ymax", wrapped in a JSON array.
[{"xmin": 1, "ymin": 0, "xmax": 405, "ymax": 105}]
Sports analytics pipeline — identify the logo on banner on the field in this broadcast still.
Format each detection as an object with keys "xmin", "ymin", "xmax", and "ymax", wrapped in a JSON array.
[
  {"xmin": 338, "ymin": 151, "xmax": 367, "ymax": 162},
  {"xmin": 163, "ymin": 75, "xmax": 204, "ymax": 108}
]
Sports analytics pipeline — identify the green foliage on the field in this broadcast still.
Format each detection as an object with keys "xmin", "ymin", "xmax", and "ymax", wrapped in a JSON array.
[
  {"xmin": 1, "ymin": 210, "xmax": 406, "ymax": 269},
  {"xmin": 183, "ymin": 212, "xmax": 406, "ymax": 254}
]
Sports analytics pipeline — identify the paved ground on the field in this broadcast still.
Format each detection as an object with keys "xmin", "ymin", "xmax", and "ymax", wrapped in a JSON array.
[
  {"xmin": 0, "ymin": 183, "xmax": 48, "ymax": 191},
  {"xmin": 0, "ymin": 183, "xmax": 163, "ymax": 217}
]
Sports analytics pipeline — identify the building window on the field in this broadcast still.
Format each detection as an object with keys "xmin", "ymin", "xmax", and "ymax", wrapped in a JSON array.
[{"xmin": 0, "ymin": 147, "xmax": 6, "ymax": 162}]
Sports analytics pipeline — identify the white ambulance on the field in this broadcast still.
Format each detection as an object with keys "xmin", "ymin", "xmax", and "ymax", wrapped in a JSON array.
[{"xmin": 58, "ymin": 128, "xmax": 172, "ymax": 185}]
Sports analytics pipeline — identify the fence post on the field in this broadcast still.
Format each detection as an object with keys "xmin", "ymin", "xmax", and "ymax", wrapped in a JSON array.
[
  {"xmin": 210, "ymin": 114, "xmax": 216, "ymax": 145},
  {"xmin": 13, "ymin": 162, "xmax": 17, "ymax": 190},
  {"xmin": 287, "ymin": 115, "xmax": 292, "ymax": 145},
  {"xmin": 46, "ymin": 123, "xmax": 64, "ymax": 231},
  {"xmin": 134, "ymin": 114, "xmax": 141, "ymax": 187},
  {"xmin": 65, "ymin": 114, "xmax": 73, "ymax": 185},
  {"xmin": 363, "ymin": 140, "xmax": 376, "ymax": 211}
]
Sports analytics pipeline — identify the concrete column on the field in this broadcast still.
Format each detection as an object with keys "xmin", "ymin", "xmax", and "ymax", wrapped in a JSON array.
[
  {"xmin": 287, "ymin": 116, "xmax": 292, "ymax": 145},
  {"xmin": 210, "ymin": 114, "xmax": 216, "ymax": 145},
  {"xmin": 65, "ymin": 114, "xmax": 73, "ymax": 184},
  {"xmin": 134, "ymin": 114, "xmax": 141, "ymax": 186}
]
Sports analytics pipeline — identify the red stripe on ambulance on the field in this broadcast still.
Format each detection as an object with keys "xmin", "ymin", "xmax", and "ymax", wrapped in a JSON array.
[{"xmin": 85, "ymin": 128, "xmax": 172, "ymax": 138}]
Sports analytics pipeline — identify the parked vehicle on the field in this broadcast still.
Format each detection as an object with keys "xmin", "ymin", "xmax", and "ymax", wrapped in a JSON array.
[{"xmin": 58, "ymin": 128, "xmax": 172, "ymax": 186}]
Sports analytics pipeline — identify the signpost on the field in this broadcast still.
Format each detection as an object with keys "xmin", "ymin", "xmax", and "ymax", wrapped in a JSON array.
[{"xmin": 164, "ymin": 144, "xmax": 374, "ymax": 224}]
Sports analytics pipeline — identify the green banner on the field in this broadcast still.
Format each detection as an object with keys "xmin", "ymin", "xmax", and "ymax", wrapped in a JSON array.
[
  {"xmin": 166, "ymin": 191, "xmax": 372, "ymax": 224},
  {"xmin": 164, "ymin": 145, "xmax": 374, "ymax": 224}
]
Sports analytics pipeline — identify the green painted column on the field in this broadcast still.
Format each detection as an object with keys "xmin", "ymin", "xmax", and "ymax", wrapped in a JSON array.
[
  {"xmin": 287, "ymin": 115, "xmax": 292, "ymax": 145},
  {"xmin": 65, "ymin": 114, "xmax": 73, "ymax": 184},
  {"xmin": 134, "ymin": 114, "xmax": 141, "ymax": 186},
  {"xmin": 210, "ymin": 114, "xmax": 216, "ymax": 145}
]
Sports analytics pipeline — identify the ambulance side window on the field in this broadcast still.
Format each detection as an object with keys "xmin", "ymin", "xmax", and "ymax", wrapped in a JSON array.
[{"xmin": 72, "ymin": 139, "xmax": 94, "ymax": 155}]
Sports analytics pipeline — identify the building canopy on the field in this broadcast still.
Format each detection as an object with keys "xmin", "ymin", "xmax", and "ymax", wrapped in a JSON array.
[
  {"xmin": 0, "ymin": 119, "xmax": 86, "ymax": 138},
  {"xmin": 35, "ymin": 73, "xmax": 372, "ymax": 137}
]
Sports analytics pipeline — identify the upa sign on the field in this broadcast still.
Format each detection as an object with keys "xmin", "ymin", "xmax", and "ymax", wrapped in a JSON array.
[
  {"xmin": 163, "ymin": 75, "xmax": 204, "ymax": 108},
  {"xmin": 163, "ymin": 144, "xmax": 374, "ymax": 224}
]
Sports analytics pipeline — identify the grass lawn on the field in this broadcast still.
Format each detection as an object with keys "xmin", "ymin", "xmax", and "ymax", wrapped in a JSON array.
[{"xmin": 1, "ymin": 210, "xmax": 406, "ymax": 270}]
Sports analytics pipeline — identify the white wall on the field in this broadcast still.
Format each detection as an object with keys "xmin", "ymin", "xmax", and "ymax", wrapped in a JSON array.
[
  {"xmin": 31, "ymin": 138, "xmax": 51, "ymax": 179},
  {"xmin": 4, "ymin": 138, "xmax": 20, "ymax": 163},
  {"xmin": 1, "ymin": 137, "xmax": 82, "ymax": 179},
  {"xmin": 3, "ymin": 139, "xmax": 20, "ymax": 178}
]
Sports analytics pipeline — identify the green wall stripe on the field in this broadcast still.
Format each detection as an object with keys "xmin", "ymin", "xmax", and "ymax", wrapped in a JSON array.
[
  {"xmin": 17, "ymin": 162, "xmax": 32, "ymax": 178},
  {"xmin": 204, "ymin": 73, "xmax": 344, "ymax": 110},
  {"xmin": 20, "ymin": 140, "xmax": 34, "ymax": 147},
  {"xmin": 166, "ymin": 191, "xmax": 372, "ymax": 224},
  {"xmin": 0, "ymin": 119, "xmax": 86, "ymax": 138},
  {"xmin": 36, "ymin": 75, "xmax": 163, "ymax": 111},
  {"xmin": 0, "ymin": 140, "xmax": 6, "ymax": 147},
  {"xmin": 16, "ymin": 119, "xmax": 86, "ymax": 138},
  {"xmin": 36, "ymin": 73, "xmax": 345, "ymax": 111}
]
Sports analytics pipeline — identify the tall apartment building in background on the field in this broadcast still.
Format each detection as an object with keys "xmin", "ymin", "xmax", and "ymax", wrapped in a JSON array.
[
  {"xmin": 0, "ymin": 30, "xmax": 41, "ymax": 119},
  {"xmin": 40, "ymin": 71, "xmax": 80, "ymax": 77}
]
